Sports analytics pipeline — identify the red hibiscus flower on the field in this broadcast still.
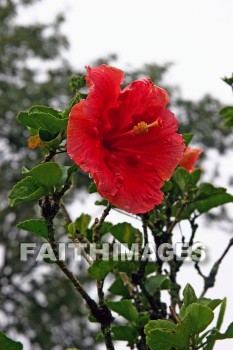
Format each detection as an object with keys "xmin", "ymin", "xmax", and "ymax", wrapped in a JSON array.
[
  {"xmin": 67, "ymin": 65, "xmax": 185, "ymax": 214},
  {"xmin": 179, "ymin": 146, "xmax": 203, "ymax": 172}
]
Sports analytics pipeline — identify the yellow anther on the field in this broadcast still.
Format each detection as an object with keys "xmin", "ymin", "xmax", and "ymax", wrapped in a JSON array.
[
  {"xmin": 133, "ymin": 121, "xmax": 149, "ymax": 135},
  {"xmin": 132, "ymin": 118, "xmax": 164, "ymax": 135}
]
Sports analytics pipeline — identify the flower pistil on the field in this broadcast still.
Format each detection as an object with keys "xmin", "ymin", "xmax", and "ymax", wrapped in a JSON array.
[{"xmin": 132, "ymin": 117, "xmax": 164, "ymax": 135}]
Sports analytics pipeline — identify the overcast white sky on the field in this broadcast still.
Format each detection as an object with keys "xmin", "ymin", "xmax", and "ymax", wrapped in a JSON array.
[
  {"xmin": 19, "ymin": 0, "xmax": 233, "ymax": 103},
  {"xmin": 17, "ymin": 1, "xmax": 233, "ymax": 349}
]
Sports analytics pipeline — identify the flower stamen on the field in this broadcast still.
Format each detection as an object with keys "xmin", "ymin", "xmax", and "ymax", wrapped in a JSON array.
[{"xmin": 132, "ymin": 117, "xmax": 164, "ymax": 135}]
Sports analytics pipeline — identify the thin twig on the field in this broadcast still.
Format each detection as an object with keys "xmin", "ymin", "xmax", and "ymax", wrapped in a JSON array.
[
  {"xmin": 92, "ymin": 203, "xmax": 115, "ymax": 350},
  {"xmin": 169, "ymin": 305, "xmax": 180, "ymax": 323},
  {"xmin": 42, "ymin": 149, "xmax": 57, "ymax": 163},
  {"xmin": 93, "ymin": 202, "xmax": 112, "ymax": 243},
  {"xmin": 166, "ymin": 196, "xmax": 187, "ymax": 235},
  {"xmin": 199, "ymin": 238, "xmax": 233, "ymax": 297}
]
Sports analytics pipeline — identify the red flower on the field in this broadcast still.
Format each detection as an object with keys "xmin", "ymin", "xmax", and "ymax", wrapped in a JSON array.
[
  {"xmin": 67, "ymin": 65, "xmax": 185, "ymax": 214},
  {"xmin": 179, "ymin": 146, "xmax": 203, "ymax": 172}
]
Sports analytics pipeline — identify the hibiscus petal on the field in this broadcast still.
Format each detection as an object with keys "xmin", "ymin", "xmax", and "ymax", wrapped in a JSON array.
[
  {"xmin": 67, "ymin": 100, "xmax": 104, "ymax": 173},
  {"xmin": 93, "ymin": 156, "xmax": 164, "ymax": 214},
  {"xmin": 85, "ymin": 65, "xmax": 124, "ymax": 126},
  {"xmin": 94, "ymin": 131, "xmax": 184, "ymax": 214},
  {"xmin": 107, "ymin": 79, "xmax": 169, "ymax": 135}
]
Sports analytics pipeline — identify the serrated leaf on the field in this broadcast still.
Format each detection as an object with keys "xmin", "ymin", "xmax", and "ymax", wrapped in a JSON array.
[
  {"xmin": 29, "ymin": 105, "xmax": 62, "ymax": 118},
  {"xmin": 17, "ymin": 111, "xmax": 67, "ymax": 134},
  {"xmin": 146, "ymin": 318, "xmax": 191, "ymax": 350},
  {"xmin": 184, "ymin": 303, "xmax": 214, "ymax": 335},
  {"xmin": 106, "ymin": 299, "xmax": 138, "ymax": 322},
  {"xmin": 0, "ymin": 331, "xmax": 23, "ymax": 350},
  {"xmin": 17, "ymin": 219, "xmax": 48, "ymax": 239},
  {"xmin": 145, "ymin": 275, "xmax": 170, "ymax": 294},
  {"xmin": 9, "ymin": 176, "xmax": 47, "ymax": 206},
  {"xmin": 146, "ymin": 315, "xmax": 195, "ymax": 350},
  {"xmin": 145, "ymin": 320, "xmax": 175, "ymax": 335},
  {"xmin": 27, "ymin": 162, "xmax": 62, "ymax": 188},
  {"xmin": 109, "ymin": 222, "xmax": 142, "ymax": 245},
  {"xmin": 88, "ymin": 260, "xmax": 115, "ymax": 281}
]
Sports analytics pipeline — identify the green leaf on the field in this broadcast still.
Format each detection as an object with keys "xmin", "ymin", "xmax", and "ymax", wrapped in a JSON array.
[
  {"xmin": 207, "ymin": 322, "xmax": 233, "ymax": 342},
  {"xmin": 161, "ymin": 181, "xmax": 173, "ymax": 193},
  {"xmin": 180, "ymin": 283, "xmax": 197, "ymax": 318},
  {"xmin": 17, "ymin": 219, "xmax": 48, "ymax": 239},
  {"xmin": 172, "ymin": 167, "xmax": 191, "ymax": 193},
  {"xmin": 109, "ymin": 222, "xmax": 142, "ymax": 245},
  {"xmin": 99, "ymin": 222, "xmax": 113, "ymax": 237},
  {"xmin": 195, "ymin": 183, "xmax": 233, "ymax": 213},
  {"xmin": 38, "ymin": 129, "xmax": 61, "ymax": 148},
  {"xmin": 69, "ymin": 74, "xmax": 86, "ymax": 91},
  {"xmin": 9, "ymin": 176, "xmax": 47, "ymax": 206},
  {"xmin": 106, "ymin": 299, "xmax": 138, "ymax": 322},
  {"xmin": 75, "ymin": 214, "xmax": 91, "ymax": 235},
  {"xmin": 145, "ymin": 275, "xmax": 170, "ymax": 294},
  {"xmin": 216, "ymin": 297, "xmax": 227, "ymax": 330},
  {"xmin": 0, "ymin": 331, "xmax": 23, "ymax": 350},
  {"xmin": 137, "ymin": 312, "xmax": 150, "ymax": 327},
  {"xmin": 146, "ymin": 319, "xmax": 191, "ymax": 350},
  {"xmin": 88, "ymin": 182, "xmax": 97, "ymax": 194},
  {"xmin": 219, "ymin": 106, "xmax": 233, "ymax": 126},
  {"xmin": 183, "ymin": 283, "xmax": 197, "ymax": 305},
  {"xmin": 204, "ymin": 298, "xmax": 226, "ymax": 350},
  {"xmin": 197, "ymin": 297, "xmax": 222, "ymax": 311},
  {"xmin": 190, "ymin": 168, "xmax": 202, "ymax": 185},
  {"xmin": 67, "ymin": 164, "xmax": 79, "ymax": 177},
  {"xmin": 29, "ymin": 105, "xmax": 62, "ymax": 118},
  {"xmin": 67, "ymin": 222, "xmax": 76, "ymax": 237},
  {"xmin": 108, "ymin": 277, "xmax": 131, "ymax": 298},
  {"xmin": 177, "ymin": 183, "xmax": 233, "ymax": 220},
  {"xmin": 145, "ymin": 320, "xmax": 175, "ymax": 335},
  {"xmin": 183, "ymin": 133, "xmax": 194, "ymax": 146},
  {"xmin": 17, "ymin": 111, "xmax": 67, "ymax": 134},
  {"xmin": 27, "ymin": 162, "xmax": 62, "ymax": 188},
  {"xmin": 222, "ymin": 75, "xmax": 233, "ymax": 88},
  {"xmin": 184, "ymin": 303, "xmax": 214, "ymax": 335},
  {"xmin": 88, "ymin": 260, "xmax": 115, "ymax": 281},
  {"xmin": 112, "ymin": 325, "xmax": 137, "ymax": 342}
]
